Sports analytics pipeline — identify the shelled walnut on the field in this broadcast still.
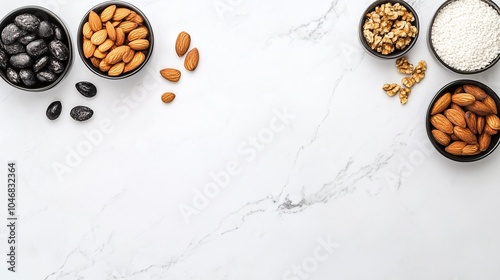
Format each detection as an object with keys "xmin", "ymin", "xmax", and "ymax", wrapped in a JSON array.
[
  {"xmin": 400, "ymin": 87, "xmax": 411, "ymax": 104},
  {"xmin": 382, "ymin": 83, "xmax": 400, "ymax": 97},
  {"xmin": 396, "ymin": 57, "xmax": 414, "ymax": 74},
  {"xmin": 412, "ymin": 60, "xmax": 426, "ymax": 82}
]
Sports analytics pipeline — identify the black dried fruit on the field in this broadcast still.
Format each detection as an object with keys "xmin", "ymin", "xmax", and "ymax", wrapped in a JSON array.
[
  {"xmin": 37, "ymin": 21, "xmax": 53, "ymax": 38},
  {"xmin": 0, "ymin": 49, "xmax": 7, "ymax": 68},
  {"xmin": 18, "ymin": 33, "xmax": 37, "ymax": 45},
  {"xmin": 4, "ymin": 43, "xmax": 25, "ymax": 55},
  {"xmin": 48, "ymin": 57, "xmax": 64, "ymax": 74},
  {"xmin": 9, "ymin": 53, "xmax": 32, "ymax": 68},
  {"xmin": 37, "ymin": 71, "xmax": 57, "ymax": 83},
  {"xmin": 46, "ymin": 101, "xmax": 62, "ymax": 120},
  {"xmin": 26, "ymin": 39, "xmax": 48, "ymax": 57},
  {"xmin": 6, "ymin": 67, "xmax": 21, "ymax": 84},
  {"xmin": 54, "ymin": 26, "xmax": 63, "ymax": 41},
  {"xmin": 33, "ymin": 56, "xmax": 49, "ymax": 72},
  {"xmin": 48, "ymin": 40, "xmax": 68, "ymax": 61},
  {"xmin": 70, "ymin": 106, "xmax": 93, "ymax": 121},
  {"xmin": 19, "ymin": 69, "xmax": 36, "ymax": 86},
  {"xmin": 14, "ymin": 14, "xmax": 40, "ymax": 32},
  {"xmin": 75, "ymin": 81, "xmax": 97, "ymax": 98},
  {"xmin": 1, "ymin": 23, "xmax": 26, "ymax": 45}
]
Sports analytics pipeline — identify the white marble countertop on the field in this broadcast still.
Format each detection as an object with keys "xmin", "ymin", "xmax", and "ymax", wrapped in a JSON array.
[{"xmin": 1, "ymin": 0, "xmax": 500, "ymax": 279}]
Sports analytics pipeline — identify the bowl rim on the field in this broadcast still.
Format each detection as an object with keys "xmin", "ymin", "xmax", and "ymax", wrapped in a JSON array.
[
  {"xmin": 426, "ymin": 79, "xmax": 500, "ymax": 162},
  {"xmin": 0, "ymin": 5, "xmax": 73, "ymax": 92},
  {"xmin": 77, "ymin": 0, "xmax": 154, "ymax": 80},
  {"xmin": 358, "ymin": 0, "xmax": 420, "ymax": 59},
  {"xmin": 428, "ymin": 0, "xmax": 500, "ymax": 74}
]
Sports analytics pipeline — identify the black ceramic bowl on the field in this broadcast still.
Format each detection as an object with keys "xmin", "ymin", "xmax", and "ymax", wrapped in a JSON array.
[
  {"xmin": 359, "ymin": 0, "xmax": 419, "ymax": 59},
  {"xmin": 0, "ymin": 6, "xmax": 73, "ymax": 92},
  {"xmin": 77, "ymin": 1, "xmax": 154, "ymax": 79},
  {"xmin": 426, "ymin": 80, "xmax": 500, "ymax": 162},
  {"xmin": 428, "ymin": 0, "xmax": 500, "ymax": 74}
]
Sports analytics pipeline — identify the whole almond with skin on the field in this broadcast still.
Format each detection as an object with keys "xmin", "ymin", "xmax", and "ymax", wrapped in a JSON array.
[
  {"xmin": 444, "ymin": 109, "xmax": 466, "ymax": 128},
  {"xmin": 462, "ymin": 144, "xmax": 480, "ymax": 156},
  {"xmin": 99, "ymin": 59, "xmax": 111, "ymax": 72},
  {"xmin": 160, "ymin": 68, "xmax": 181, "ymax": 82},
  {"xmin": 452, "ymin": 93, "xmax": 476, "ymax": 106},
  {"xmin": 485, "ymin": 123, "xmax": 498, "ymax": 135},
  {"xmin": 122, "ymin": 49, "xmax": 135, "ymax": 63},
  {"xmin": 431, "ymin": 114, "xmax": 454, "ymax": 134},
  {"xmin": 463, "ymin": 84, "xmax": 487, "ymax": 101},
  {"xmin": 105, "ymin": 45, "xmax": 130, "ymax": 64},
  {"xmin": 432, "ymin": 129, "xmax": 451, "ymax": 146},
  {"xmin": 83, "ymin": 38, "xmax": 95, "ymax": 59},
  {"xmin": 483, "ymin": 95, "xmax": 498, "ymax": 114},
  {"xmin": 100, "ymin": 5, "xmax": 116, "ymax": 22},
  {"xmin": 118, "ymin": 21, "xmax": 138, "ymax": 33},
  {"xmin": 98, "ymin": 39, "xmax": 114, "ymax": 52},
  {"xmin": 486, "ymin": 114, "xmax": 500, "ymax": 130},
  {"xmin": 450, "ymin": 104, "xmax": 466, "ymax": 118},
  {"xmin": 431, "ymin": 92, "xmax": 451, "ymax": 115},
  {"xmin": 129, "ymin": 39, "xmax": 149, "ymax": 50},
  {"xmin": 126, "ymin": 11, "xmax": 137, "ymax": 21},
  {"xmin": 451, "ymin": 134, "xmax": 459, "ymax": 141},
  {"xmin": 161, "ymin": 92, "xmax": 176, "ymax": 103},
  {"xmin": 453, "ymin": 126, "xmax": 477, "ymax": 145},
  {"xmin": 124, "ymin": 51, "xmax": 145, "ymax": 73},
  {"xmin": 131, "ymin": 14, "xmax": 143, "ymax": 24},
  {"xmin": 91, "ymin": 29, "xmax": 108, "ymax": 45},
  {"xmin": 115, "ymin": 28, "xmax": 125, "ymax": 46},
  {"xmin": 93, "ymin": 49, "xmax": 108, "ymax": 59},
  {"xmin": 127, "ymin": 26, "xmax": 148, "ymax": 42},
  {"xmin": 477, "ymin": 116, "xmax": 485, "ymax": 134},
  {"xmin": 90, "ymin": 57, "xmax": 101, "ymax": 68},
  {"xmin": 83, "ymin": 22, "xmax": 93, "ymax": 39},
  {"xmin": 106, "ymin": 22, "xmax": 116, "ymax": 41},
  {"xmin": 112, "ymin": 21, "xmax": 121, "ymax": 27},
  {"xmin": 176, "ymin": 31, "xmax": 191, "ymax": 57},
  {"xmin": 113, "ymin": 8, "xmax": 131, "ymax": 21},
  {"xmin": 88, "ymin": 11, "xmax": 102, "ymax": 32},
  {"xmin": 445, "ymin": 141, "xmax": 467, "ymax": 156},
  {"xmin": 185, "ymin": 48, "xmax": 199, "ymax": 71},
  {"xmin": 465, "ymin": 111, "xmax": 477, "ymax": 134},
  {"xmin": 479, "ymin": 133, "xmax": 491, "ymax": 152},
  {"xmin": 466, "ymin": 101, "xmax": 493, "ymax": 116},
  {"xmin": 453, "ymin": 86, "xmax": 464, "ymax": 95},
  {"xmin": 108, "ymin": 62, "xmax": 125, "ymax": 76}
]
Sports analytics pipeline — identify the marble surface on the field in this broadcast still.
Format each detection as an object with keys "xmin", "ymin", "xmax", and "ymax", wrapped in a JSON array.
[{"xmin": 2, "ymin": 0, "xmax": 500, "ymax": 279}]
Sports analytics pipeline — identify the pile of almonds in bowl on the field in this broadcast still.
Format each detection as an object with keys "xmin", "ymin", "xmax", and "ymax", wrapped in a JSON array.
[
  {"xmin": 427, "ymin": 80, "xmax": 500, "ymax": 161},
  {"xmin": 77, "ymin": 3, "xmax": 153, "ymax": 78}
]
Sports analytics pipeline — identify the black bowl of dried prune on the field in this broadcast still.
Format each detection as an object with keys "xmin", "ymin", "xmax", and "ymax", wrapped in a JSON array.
[{"xmin": 0, "ymin": 6, "xmax": 73, "ymax": 92}]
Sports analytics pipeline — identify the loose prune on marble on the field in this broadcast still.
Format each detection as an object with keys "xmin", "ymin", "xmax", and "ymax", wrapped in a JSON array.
[
  {"xmin": 18, "ymin": 33, "xmax": 37, "ymax": 45},
  {"xmin": 37, "ymin": 21, "xmax": 53, "ymax": 38},
  {"xmin": 1, "ymin": 23, "xmax": 27, "ymax": 44},
  {"xmin": 46, "ymin": 101, "xmax": 62, "ymax": 120},
  {"xmin": 14, "ymin": 14, "xmax": 40, "ymax": 32},
  {"xmin": 70, "ymin": 106, "xmax": 93, "ymax": 121},
  {"xmin": 48, "ymin": 57, "xmax": 64, "ymax": 74},
  {"xmin": 33, "ymin": 56, "xmax": 49, "ymax": 72},
  {"xmin": 37, "ymin": 71, "xmax": 57, "ymax": 83},
  {"xmin": 26, "ymin": 39, "xmax": 48, "ymax": 57},
  {"xmin": 19, "ymin": 69, "xmax": 36, "ymax": 86},
  {"xmin": 4, "ymin": 43, "xmax": 25, "ymax": 55},
  {"xmin": 6, "ymin": 67, "xmax": 21, "ymax": 84},
  {"xmin": 9, "ymin": 53, "xmax": 32, "ymax": 68},
  {"xmin": 48, "ymin": 40, "xmax": 68, "ymax": 61},
  {"xmin": 0, "ymin": 49, "xmax": 7, "ymax": 69},
  {"xmin": 75, "ymin": 81, "xmax": 97, "ymax": 98}
]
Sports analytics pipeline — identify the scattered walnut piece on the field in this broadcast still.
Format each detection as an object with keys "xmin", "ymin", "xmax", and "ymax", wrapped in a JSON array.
[
  {"xmin": 400, "ymin": 87, "xmax": 411, "ymax": 104},
  {"xmin": 381, "ymin": 58, "xmax": 427, "ymax": 105},
  {"xmin": 402, "ymin": 76, "xmax": 416, "ymax": 88},
  {"xmin": 412, "ymin": 60, "xmax": 427, "ymax": 82},
  {"xmin": 382, "ymin": 83, "xmax": 400, "ymax": 97},
  {"xmin": 396, "ymin": 57, "xmax": 414, "ymax": 74}
]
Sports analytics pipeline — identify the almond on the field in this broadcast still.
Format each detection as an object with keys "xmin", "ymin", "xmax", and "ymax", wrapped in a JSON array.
[
  {"xmin": 445, "ymin": 141, "xmax": 467, "ymax": 156},
  {"xmin": 100, "ymin": 5, "xmax": 116, "ymax": 22},
  {"xmin": 483, "ymin": 95, "xmax": 498, "ymax": 114},
  {"xmin": 93, "ymin": 49, "xmax": 108, "ymax": 59},
  {"xmin": 485, "ymin": 123, "xmax": 498, "ymax": 135},
  {"xmin": 127, "ymin": 26, "xmax": 148, "ymax": 42},
  {"xmin": 99, "ymin": 59, "xmax": 111, "ymax": 72},
  {"xmin": 431, "ymin": 114, "xmax": 454, "ymax": 134},
  {"xmin": 463, "ymin": 84, "xmax": 487, "ymax": 101},
  {"xmin": 453, "ymin": 86, "xmax": 464, "ymax": 95},
  {"xmin": 444, "ymin": 109, "xmax": 466, "ymax": 128},
  {"xmin": 91, "ymin": 29, "xmax": 108, "ymax": 45},
  {"xmin": 479, "ymin": 133, "xmax": 491, "ymax": 152},
  {"xmin": 123, "ymin": 51, "xmax": 145, "ymax": 73},
  {"xmin": 128, "ymin": 39, "xmax": 149, "ymax": 50},
  {"xmin": 462, "ymin": 144, "xmax": 480, "ymax": 156},
  {"xmin": 432, "ymin": 129, "xmax": 451, "ymax": 146},
  {"xmin": 452, "ymin": 93, "xmax": 476, "ymax": 106},
  {"xmin": 112, "ymin": 21, "xmax": 121, "ymax": 27},
  {"xmin": 98, "ymin": 39, "xmax": 115, "ymax": 53},
  {"xmin": 106, "ymin": 21, "xmax": 116, "ymax": 41},
  {"xmin": 83, "ymin": 38, "xmax": 96, "ymax": 59},
  {"xmin": 90, "ymin": 57, "xmax": 101, "ymax": 68},
  {"xmin": 453, "ymin": 126, "xmax": 477, "ymax": 145},
  {"xmin": 486, "ymin": 114, "xmax": 500, "ymax": 130},
  {"xmin": 126, "ymin": 11, "xmax": 137, "ymax": 21},
  {"xmin": 161, "ymin": 92, "xmax": 176, "ymax": 103},
  {"xmin": 477, "ymin": 116, "xmax": 485, "ymax": 134},
  {"xmin": 451, "ymin": 134, "xmax": 459, "ymax": 141},
  {"xmin": 465, "ymin": 111, "xmax": 477, "ymax": 134},
  {"xmin": 118, "ymin": 21, "xmax": 138, "ymax": 33},
  {"xmin": 82, "ymin": 22, "xmax": 93, "ymax": 39},
  {"xmin": 184, "ymin": 48, "xmax": 199, "ymax": 71},
  {"xmin": 131, "ymin": 14, "xmax": 144, "ymax": 25},
  {"xmin": 123, "ymin": 49, "xmax": 135, "ymax": 63},
  {"xmin": 160, "ymin": 68, "xmax": 181, "ymax": 82},
  {"xmin": 466, "ymin": 101, "xmax": 494, "ymax": 116},
  {"xmin": 105, "ymin": 45, "xmax": 130, "ymax": 64},
  {"xmin": 88, "ymin": 11, "xmax": 102, "ymax": 32},
  {"xmin": 450, "ymin": 104, "xmax": 466, "ymax": 118},
  {"xmin": 113, "ymin": 8, "xmax": 131, "ymax": 21},
  {"xmin": 108, "ymin": 62, "xmax": 125, "ymax": 76},
  {"xmin": 176, "ymin": 31, "xmax": 191, "ymax": 57},
  {"xmin": 115, "ymin": 28, "xmax": 125, "ymax": 46}
]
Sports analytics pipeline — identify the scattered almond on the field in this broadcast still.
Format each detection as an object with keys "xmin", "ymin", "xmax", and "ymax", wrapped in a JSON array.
[
  {"xmin": 160, "ymin": 68, "xmax": 181, "ymax": 82},
  {"xmin": 161, "ymin": 92, "xmax": 176, "ymax": 103},
  {"xmin": 176, "ymin": 31, "xmax": 191, "ymax": 57},
  {"xmin": 184, "ymin": 48, "xmax": 199, "ymax": 71}
]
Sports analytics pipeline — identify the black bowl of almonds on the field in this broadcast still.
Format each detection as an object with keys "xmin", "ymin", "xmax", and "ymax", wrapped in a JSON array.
[
  {"xmin": 77, "ymin": 1, "xmax": 154, "ymax": 79},
  {"xmin": 0, "ymin": 6, "xmax": 72, "ymax": 91},
  {"xmin": 426, "ymin": 80, "xmax": 500, "ymax": 162},
  {"xmin": 359, "ymin": 0, "xmax": 419, "ymax": 59}
]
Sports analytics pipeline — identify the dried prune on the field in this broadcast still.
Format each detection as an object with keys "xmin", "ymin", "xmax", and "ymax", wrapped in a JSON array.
[
  {"xmin": 48, "ymin": 40, "xmax": 68, "ymax": 61},
  {"xmin": 26, "ymin": 39, "xmax": 48, "ymax": 57},
  {"xmin": 75, "ymin": 81, "xmax": 97, "ymax": 98},
  {"xmin": 19, "ymin": 69, "xmax": 36, "ymax": 86},
  {"xmin": 1, "ymin": 23, "xmax": 26, "ymax": 45},
  {"xmin": 14, "ymin": 14, "xmax": 40, "ymax": 32},
  {"xmin": 70, "ymin": 106, "xmax": 94, "ymax": 121},
  {"xmin": 9, "ymin": 53, "xmax": 32, "ymax": 68},
  {"xmin": 4, "ymin": 43, "xmax": 25, "ymax": 55}
]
